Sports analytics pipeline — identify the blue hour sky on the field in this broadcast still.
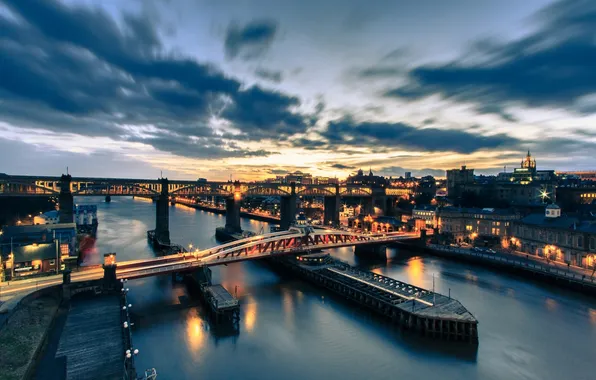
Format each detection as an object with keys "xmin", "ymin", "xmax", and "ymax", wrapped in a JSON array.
[{"xmin": 0, "ymin": 0, "xmax": 595, "ymax": 180}]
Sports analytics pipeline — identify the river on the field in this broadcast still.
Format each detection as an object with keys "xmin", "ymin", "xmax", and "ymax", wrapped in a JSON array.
[{"xmin": 75, "ymin": 197, "xmax": 596, "ymax": 380}]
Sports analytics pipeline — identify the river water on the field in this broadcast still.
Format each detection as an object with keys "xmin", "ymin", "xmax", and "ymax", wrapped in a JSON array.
[{"xmin": 76, "ymin": 197, "xmax": 596, "ymax": 380}]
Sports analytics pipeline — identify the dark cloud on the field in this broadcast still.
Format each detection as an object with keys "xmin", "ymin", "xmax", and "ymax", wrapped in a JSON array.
[
  {"xmin": 1, "ymin": 0, "xmax": 308, "ymax": 159},
  {"xmin": 255, "ymin": 68, "xmax": 283, "ymax": 83},
  {"xmin": 268, "ymin": 169, "xmax": 288, "ymax": 175},
  {"xmin": 329, "ymin": 163, "xmax": 355, "ymax": 170},
  {"xmin": 384, "ymin": 0, "xmax": 596, "ymax": 113},
  {"xmin": 358, "ymin": 67, "xmax": 403, "ymax": 78},
  {"xmin": 224, "ymin": 20, "xmax": 278, "ymax": 60},
  {"xmin": 223, "ymin": 86, "xmax": 308, "ymax": 140},
  {"xmin": 476, "ymin": 104, "xmax": 518, "ymax": 123},
  {"xmin": 318, "ymin": 118, "xmax": 518, "ymax": 154},
  {"xmin": 290, "ymin": 137, "xmax": 327, "ymax": 150},
  {"xmin": 376, "ymin": 166, "xmax": 446, "ymax": 178}
]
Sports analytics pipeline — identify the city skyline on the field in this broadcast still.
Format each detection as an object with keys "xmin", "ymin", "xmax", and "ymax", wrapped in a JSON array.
[{"xmin": 1, "ymin": 0, "xmax": 595, "ymax": 180}]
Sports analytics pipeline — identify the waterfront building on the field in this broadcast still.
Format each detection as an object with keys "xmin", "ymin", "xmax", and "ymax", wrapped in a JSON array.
[
  {"xmin": 33, "ymin": 210, "xmax": 60, "ymax": 225},
  {"xmin": 412, "ymin": 205, "xmax": 437, "ymax": 227},
  {"xmin": 437, "ymin": 207, "xmax": 521, "ymax": 243},
  {"xmin": 511, "ymin": 204, "xmax": 596, "ymax": 268}
]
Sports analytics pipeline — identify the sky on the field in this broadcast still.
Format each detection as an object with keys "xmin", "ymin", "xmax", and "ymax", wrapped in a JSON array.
[{"xmin": 0, "ymin": 0, "xmax": 595, "ymax": 180}]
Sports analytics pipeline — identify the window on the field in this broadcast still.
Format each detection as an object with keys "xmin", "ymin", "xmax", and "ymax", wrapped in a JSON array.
[
  {"xmin": 60, "ymin": 243, "xmax": 69, "ymax": 256},
  {"xmin": 50, "ymin": 260, "xmax": 55, "ymax": 265},
  {"xmin": 590, "ymin": 237, "xmax": 596, "ymax": 250},
  {"xmin": 466, "ymin": 225, "xmax": 473, "ymax": 231},
  {"xmin": 577, "ymin": 236, "xmax": 583, "ymax": 248}
]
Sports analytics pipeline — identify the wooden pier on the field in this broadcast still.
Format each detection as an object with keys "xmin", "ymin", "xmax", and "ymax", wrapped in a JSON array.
[{"xmin": 55, "ymin": 295, "xmax": 125, "ymax": 379}]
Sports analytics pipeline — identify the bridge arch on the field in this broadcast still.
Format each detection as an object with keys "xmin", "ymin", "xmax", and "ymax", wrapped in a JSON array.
[
  {"xmin": 72, "ymin": 183, "xmax": 159, "ymax": 196},
  {"xmin": 296, "ymin": 186, "xmax": 336, "ymax": 196},
  {"xmin": 243, "ymin": 185, "xmax": 291, "ymax": 197},
  {"xmin": 170, "ymin": 184, "xmax": 232, "ymax": 197}
]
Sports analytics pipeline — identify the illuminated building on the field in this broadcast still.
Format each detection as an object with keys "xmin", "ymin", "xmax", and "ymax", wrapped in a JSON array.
[
  {"xmin": 512, "ymin": 204, "xmax": 596, "ymax": 268},
  {"xmin": 437, "ymin": 207, "xmax": 521, "ymax": 243}
]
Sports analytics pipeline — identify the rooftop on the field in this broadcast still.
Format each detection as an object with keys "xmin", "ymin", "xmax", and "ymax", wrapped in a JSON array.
[
  {"xmin": 519, "ymin": 213, "xmax": 580, "ymax": 229},
  {"xmin": 11, "ymin": 243, "xmax": 57, "ymax": 262}
]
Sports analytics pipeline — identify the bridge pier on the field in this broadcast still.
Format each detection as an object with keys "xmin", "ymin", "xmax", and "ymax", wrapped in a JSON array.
[
  {"xmin": 155, "ymin": 178, "xmax": 171, "ymax": 245},
  {"xmin": 102, "ymin": 253, "xmax": 120, "ymax": 292},
  {"xmin": 280, "ymin": 182, "xmax": 297, "ymax": 230},
  {"xmin": 105, "ymin": 195, "xmax": 111, "ymax": 203},
  {"xmin": 323, "ymin": 185, "xmax": 340, "ymax": 227},
  {"xmin": 354, "ymin": 244, "xmax": 387, "ymax": 260},
  {"xmin": 59, "ymin": 174, "xmax": 74, "ymax": 223},
  {"xmin": 225, "ymin": 195, "xmax": 242, "ymax": 233}
]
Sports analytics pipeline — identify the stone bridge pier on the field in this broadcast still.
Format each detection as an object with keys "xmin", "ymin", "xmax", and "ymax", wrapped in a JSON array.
[
  {"xmin": 323, "ymin": 184, "xmax": 340, "ymax": 227},
  {"xmin": 354, "ymin": 243, "xmax": 387, "ymax": 260},
  {"xmin": 280, "ymin": 182, "xmax": 297, "ymax": 230},
  {"xmin": 155, "ymin": 177, "xmax": 171, "ymax": 245},
  {"xmin": 225, "ymin": 181, "xmax": 242, "ymax": 233},
  {"xmin": 59, "ymin": 174, "xmax": 74, "ymax": 223}
]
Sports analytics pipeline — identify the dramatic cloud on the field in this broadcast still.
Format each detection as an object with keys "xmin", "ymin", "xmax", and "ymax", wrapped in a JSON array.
[
  {"xmin": 255, "ymin": 68, "xmax": 283, "ymax": 83},
  {"xmin": 318, "ymin": 118, "xmax": 518, "ymax": 154},
  {"xmin": 384, "ymin": 0, "xmax": 596, "ymax": 113},
  {"xmin": 224, "ymin": 20, "xmax": 278, "ymax": 60},
  {"xmin": 0, "ymin": 0, "xmax": 307, "ymax": 159},
  {"xmin": 223, "ymin": 86, "xmax": 309, "ymax": 140}
]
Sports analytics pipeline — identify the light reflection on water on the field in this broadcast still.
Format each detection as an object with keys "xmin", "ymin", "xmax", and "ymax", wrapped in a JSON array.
[{"xmin": 75, "ymin": 196, "xmax": 596, "ymax": 380}]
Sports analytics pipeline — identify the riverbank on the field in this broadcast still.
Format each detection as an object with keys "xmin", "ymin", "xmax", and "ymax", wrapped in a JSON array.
[
  {"xmin": 425, "ymin": 244, "xmax": 596, "ymax": 295},
  {"xmin": 174, "ymin": 199, "xmax": 281, "ymax": 224},
  {"xmin": 0, "ymin": 291, "xmax": 60, "ymax": 380}
]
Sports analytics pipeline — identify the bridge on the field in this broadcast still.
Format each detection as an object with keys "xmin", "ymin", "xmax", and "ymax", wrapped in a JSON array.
[
  {"xmin": 0, "ymin": 173, "xmax": 412, "ymax": 245},
  {"xmin": 0, "ymin": 229, "xmax": 427, "ymax": 297}
]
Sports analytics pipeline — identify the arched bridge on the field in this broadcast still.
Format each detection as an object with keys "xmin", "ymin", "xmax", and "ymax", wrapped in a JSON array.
[{"xmin": 114, "ymin": 229, "xmax": 428, "ymax": 280}]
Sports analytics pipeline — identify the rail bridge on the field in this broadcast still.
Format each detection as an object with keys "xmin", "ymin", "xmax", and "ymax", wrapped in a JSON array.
[{"xmin": 0, "ymin": 173, "xmax": 412, "ymax": 245}]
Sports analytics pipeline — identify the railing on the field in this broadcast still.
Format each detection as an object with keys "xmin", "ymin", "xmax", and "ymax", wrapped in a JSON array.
[{"xmin": 428, "ymin": 244, "xmax": 596, "ymax": 285}]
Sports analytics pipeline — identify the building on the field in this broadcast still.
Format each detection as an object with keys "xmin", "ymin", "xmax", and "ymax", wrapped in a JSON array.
[
  {"xmin": 1, "ymin": 223, "xmax": 77, "ymax": 279},
  {"xmin": 446, "ymin": 166, "xmax": 474, "ymax": 197},
  {"xmin": 437, "ymin": 207, "xmax": 521, "ymax": 243},
  {"xmin": 412, "ymin": 205, "xmax": 437, "ymax": 227},
  {"xmin": 497, "ymin": 151, "xmax": 556, "ymax": 183},
  {"xmin": 346, "ymin": 168, "xmax": 387, "ymax": 186},
  {"xmin": 511, "ymin": 204, "xmax": 596, "ymax": 268},
  {"xmin": 405, "ymin": 172, "xmax": 412, "ymax": 179},
  {"xmin": 33, "ymin": 210, "xmax": 60, "ymax": 225},
  {"xmin": 6, "ymin": 243, "xmax": 60, "ymax": 278},
  {"xmin": 1, "ymin": 223, "xmax": 77, "ymax": 258},
  {"xmin": 556, "ymin": 186, "xmax": 596, "ymax": 212}
]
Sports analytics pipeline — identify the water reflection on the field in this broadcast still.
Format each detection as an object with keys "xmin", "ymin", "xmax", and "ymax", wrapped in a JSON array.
[
  {"xmin": 185, "ymin": 309, "xmax": 207, "ymax": 353},
  {"xmin": 405, "ymin": 257, "xmax": 425, "ymax": 287},
  {"xmin": 244, "ymin": 296, "xmax": 257, "ymax": 333},
  {"xmin": 282, "ymin": 287, "xmax": 295, "ymax": 328},
  {"xmin": 545, "ymin": 297, "xmax": 558, "ymax": 312},
  {"xmin": 590, "ymin": 309, "xmax": 596, "ymax": 325}
]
